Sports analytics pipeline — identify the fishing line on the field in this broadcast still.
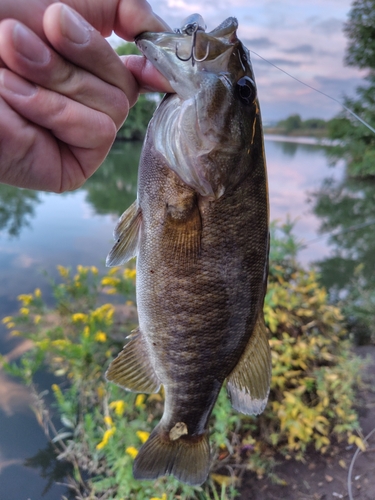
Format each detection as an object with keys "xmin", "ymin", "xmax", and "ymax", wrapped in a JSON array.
[
  {"xmin": 301, "ymin": 219, "xmax": 375, "ymax": 248},
  {"xmin": 250, "ymin": 50, "xmax": 375, "ymax": 135}
]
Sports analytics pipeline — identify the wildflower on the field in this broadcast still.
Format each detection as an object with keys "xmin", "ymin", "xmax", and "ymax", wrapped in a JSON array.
[
  {"xmin": 136, "ymin": 430, "xmax": 150, "ymax": 444},
  {"xmin": 104, "ymin": 416, "xmax": 113, "ymax": 428},
  {"xmin": 72, "ymin": 313, "xmax": 88, "ymax": 323},
  {"xmin": 20, "ymin": 308, "xmax": 29, "ymax": 316},
  {"xmin": 91, "ymin": 266, "xmax": 99, "ymax": 275},
  {"xmin": 6, "ymin": 322, "xmax": 16, "ymax": 329},
  {"xmin": 34, "ymin": 288, "xmax": 42, "ymax": 298},
  {"xmin": 150, "ymin": 494, "xmax": 167, "ymax": 500},
  {"xmin": 96, "ymin": 427, "xmax": 116, "ymax": 450},
  {"xmin": 109, "ymin": 400, "xmax": 126, "ymax": 417},
  {"xmin": 135, "ymin": 394, "xmax": 146, "ymax": 408},
  {"xmin": 126, "ymin": 300, "xmax": 133, "ymax": 306},
  {"xmin": 34, "ymin": 315, "xmax": 42, "ymax": 325},
  {"xmin": 97, "ymin": 386, "xmax": 105, "ymax": 399},
  {"xmin": 124, "ymin": 268, "xmax": 136, "ymax": 280},
  {"xmin": 83, "ymin": 326, "xmax": 90, "ymax": 339},
  {"xmin": 57, "ymin": 265, "xmax": 70, "ymax": 278},
  {"xmin": 104, "ymin": 288, "xmax": 117, "ymax": 295},
  {"xmin": 2, "ymin": 316, "xmax": 13, "ymax": 324},
  {"xmin": 101, "ymin": 276, "xmax": 120, "ymax": 287},
  {"xmin": 125, "ymin": 446, "xmax": 138, "ymax": 459},
  {"xmin": 10, "ymin": 330, "xmax": 21, "ymax": 337},
  {"xmin": 95, "ymin": 331, "xmax": 107, "ymax": 343},
  {"xmin": 17, "ymin": 293, "xmax": 33, "ymax": 305}
]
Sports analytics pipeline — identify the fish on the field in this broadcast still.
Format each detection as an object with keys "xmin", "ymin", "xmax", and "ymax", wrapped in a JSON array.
[{"xmin": 105, "ymin": 14, "xmax": 271, "ymax": 486}]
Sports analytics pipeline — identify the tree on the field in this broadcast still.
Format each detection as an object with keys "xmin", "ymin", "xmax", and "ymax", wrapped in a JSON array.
[{"xmin": 327, "ymin": 0, "xmax": 375, "ymax": 177}]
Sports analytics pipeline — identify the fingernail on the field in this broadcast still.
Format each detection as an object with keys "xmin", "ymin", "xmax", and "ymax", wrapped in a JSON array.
[
  {"xmin": 60, "ymin": 5, "xmax": 92, "ymax": 45},
  {"xmin": 13, "ymin": 23, "xmax": 50, "ymax": 65},
  {"xmin": 0, "ymin": 70, "xmax": 37, "ymax": 96}
]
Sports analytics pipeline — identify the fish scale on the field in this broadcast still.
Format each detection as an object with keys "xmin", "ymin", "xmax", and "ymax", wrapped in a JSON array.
[{"xmin": 105, "ymin": 14, "xmax": 271, "ymax": 486}]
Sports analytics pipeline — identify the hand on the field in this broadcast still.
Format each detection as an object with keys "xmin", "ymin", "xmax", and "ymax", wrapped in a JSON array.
[{"xmin": 0, "ymin": 1, "xmax": 173, "ymax": 192}]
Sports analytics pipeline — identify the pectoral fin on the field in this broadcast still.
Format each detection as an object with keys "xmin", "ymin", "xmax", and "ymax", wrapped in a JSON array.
[
  {"xmin": 163, "ymin": 195, "xmax": 202, "ymax": 265},
  {"xmin": 106, "ymin": 201, "xmax": 142, "ymax": 267},
  {"xmin": 226, "ymin": 312, "xmax": 271, "ymax": 415},
  {"xmin": 105, "ymin": 328, "xmax": 160, "ymax": 394}
]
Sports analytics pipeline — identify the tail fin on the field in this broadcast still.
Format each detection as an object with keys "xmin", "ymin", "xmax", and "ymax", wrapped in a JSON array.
[{"xmin": 133, "ymin": 424, "xmax": 210, "ymax": 486}]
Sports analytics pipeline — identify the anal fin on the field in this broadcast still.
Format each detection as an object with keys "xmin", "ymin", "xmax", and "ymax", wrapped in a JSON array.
[
  {"xmin": 105, "ymin": 328, "xmax": 160, "ymax": 394},
  {"xmin": 106, "ymin": 200, "xmax": 142, "ymax": 267},
  {"xmin": 226, "ymin": 312, "xmax": 271, "ymax": 415}
]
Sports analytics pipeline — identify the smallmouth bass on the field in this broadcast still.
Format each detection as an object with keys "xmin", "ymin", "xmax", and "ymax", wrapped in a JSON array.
[{"xmin": 106, "ymin": 14, "xmax": 271, "ymax": 486}]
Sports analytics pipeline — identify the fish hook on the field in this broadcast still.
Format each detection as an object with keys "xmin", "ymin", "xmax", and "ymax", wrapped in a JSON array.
[{"xmin": 175, "ymin": 23, "xmax": 210, "ymax": 66}]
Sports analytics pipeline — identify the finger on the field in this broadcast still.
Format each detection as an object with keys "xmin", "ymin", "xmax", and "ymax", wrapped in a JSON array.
[
  {"xmin": 0, "ymin": 95, "xmax": 62, "ymax": 191},
  {"xmin": 121, "ymin": 55, "xmax": 174, "ymax": 94},
  {"xmin": 114, "ymin": 0, "xmax": 171, "ymax": 40},
  {"xmin": 0, "ymin": 69, "xmax": 116, "ymax": 175},
  {"xmin": 44, "ymin": 4, "xmax": 141, "ymax": 107},
  {"xmin": 0, "ymin": 18, "xmax": 129, "ymax": 128}
]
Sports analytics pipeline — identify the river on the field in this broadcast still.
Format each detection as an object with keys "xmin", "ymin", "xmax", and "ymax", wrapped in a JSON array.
[{"xmin": 0, "ymin": 136, "xmax": 368, "ymax": 499}]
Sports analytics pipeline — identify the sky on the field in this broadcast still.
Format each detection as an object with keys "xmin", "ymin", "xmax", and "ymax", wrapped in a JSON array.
[{"xmin": 111, "ymin": 0, "xmax": 366, "ymax": 123}]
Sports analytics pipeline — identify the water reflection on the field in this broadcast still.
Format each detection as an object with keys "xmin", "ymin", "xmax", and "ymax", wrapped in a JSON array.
[
  {"xmin": 85, "ymin": 141, "xmax": 141, "ymax": 216},
  {"xmin": 0, "ymin": 185, "xmax": 40, "ymax": 237}
]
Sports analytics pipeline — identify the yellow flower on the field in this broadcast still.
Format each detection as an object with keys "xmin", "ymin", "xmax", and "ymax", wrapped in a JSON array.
[
  {"xmin": 17, "ymin": 294, "xmax": 33, "ymax": 305},
  {"xmin": 104, "ymin": 416, "xmax": 113, "ymax": 428},
  {"xmin": 34, "ymin": 315, "xmax": 42, "ymax": 325},
  {"xmin": 57, "ymin": 265, "xmax": 69, "ymax": 278},
  {"xmin": 97, "ymin": 386, "xmax": 105, "ymax": 399},
  {"xmin": 125, "ymin": 446, "xmax": 138, "ymax": 459},
  {"xmin": 2, "ymin": 316, "xmax": 13, "ymax": 324},
  {"xmin": 150, "ymin": 494, "xmax": 167, "ymax": 500},
  {"xmin": 101, "ymin": 277, "xmax": 120, "ymax": 287},
  {"xmin": 91, "ymin": 266, "xmax": 99, "ymax": 275},
  {"xmin": 109, "ymin": 400, "xmax": 127, "ymax": 417},
  {"xmin": 135, "ymin": 394, "xmax": 146, "ymax": 408},
  {"xmin": 96, "ymin": 427, "xmax": 116, "ymax": 450},
  {"xmin": 83, "ymin": 326, "xmax": 90, "ymax": 339},
  {"xmin": 34, "ymin": 288, "xmax": 42, "ymax": 298},
  {"xmin": 124, "ymin": 268, "xmax": 136, "ymax": 280},
  {"xmin": 95, "ymin": 331, "xmax": 107, "ymax": 343},
  {"xmin": 6, "ymin": 322, "xmax": 16, "ymax": 329},
  {"xmin": 72, "ymin": 313, "xmax": 87, "ymax": 323},
  {"xmin": 104, "ymin": 288, "xmax": 117, "ymax": 295},
  {"xmin": 10, "ymin": 330, "xmax": 21, "ymax": 337},
  {"xmin": 136, "ymin": 430, "xmax": 150, "ymax": 444},
  {"xmin": 126, "ymin": 300, "xmax": 134, "ymax": 306},
  {"xmin": 20, "ymin": 308, "xmax": 29, "ymax": 316}
]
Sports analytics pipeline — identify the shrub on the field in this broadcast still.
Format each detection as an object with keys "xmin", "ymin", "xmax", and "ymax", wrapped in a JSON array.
[{"xmin": 0, "ymin": 225, "xmax": 366, "ymax": 499}]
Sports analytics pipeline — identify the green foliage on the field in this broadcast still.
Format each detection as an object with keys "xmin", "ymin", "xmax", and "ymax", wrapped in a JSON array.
[
  {"xmin": 325, "ymin": 0, "xmax": 375, "ymax": 176},
  {"xmin": 0, "ymin": 225, "xmax": 366, "ymax": 498},
  {"xmin": 271, "ymin": 114, "xmax": 328, "ymax": 136},
  {"xmin": 311, "ymin": 176, "xmax": 375, "ymax": 343},
  {"xmin": 0, "ymin": 184, "xmax": 40, "ymax": 236},
  {"xmin": 344, "ymin": 0, "xmax": 375, "ymax": 69}
]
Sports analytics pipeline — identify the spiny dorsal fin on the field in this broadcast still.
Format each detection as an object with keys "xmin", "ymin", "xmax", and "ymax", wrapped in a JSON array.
[
  {"xmin": 133, "ymin": 424, "xmax": 210, "ymax": 486},
  {"xmin": 106, "ymin": 200, "xmax": 142, "ymax": 267},
  {"xmin": 105, "ymin": 328, "xmax": 160, "ymax": 394},
  {"xmin": 226, "ymin": 312, "xmax": 271, "ymax": 415}
]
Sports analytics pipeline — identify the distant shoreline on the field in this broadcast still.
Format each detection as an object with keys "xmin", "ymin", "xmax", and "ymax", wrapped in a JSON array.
[{"xmin": 264, "ymin": 133, "xmax": 339, "ymax": 146}]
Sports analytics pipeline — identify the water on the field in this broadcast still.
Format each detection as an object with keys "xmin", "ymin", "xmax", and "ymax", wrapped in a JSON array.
[{"xmin": 0, "ymin": 137, "xmax": 355, "ymax": 498}]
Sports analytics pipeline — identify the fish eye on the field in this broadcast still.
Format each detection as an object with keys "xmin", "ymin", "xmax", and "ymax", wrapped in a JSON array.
[{"xmin": 237, "ymin": 76, "xmax": 256, "ymax": 104}]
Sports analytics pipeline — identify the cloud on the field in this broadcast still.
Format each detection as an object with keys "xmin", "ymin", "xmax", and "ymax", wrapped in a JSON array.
[
  {"xmin": 311, "ymin": 17, "xmax": 344, "ymax": 35},
  {"xmin": 284, "ymin": 44, "xmax": 315, "ymax": 54},
  {"xmin": 243, "ymin": 37, "xmax": 276, "ymax": 49},
  {"xmin": 0, "ymin": 372, "xmax": 33, "ymax": 417}
]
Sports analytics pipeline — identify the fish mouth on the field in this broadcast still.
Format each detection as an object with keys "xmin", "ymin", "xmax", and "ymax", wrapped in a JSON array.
[{"xmin": 135, "ymin": 16, "xmax": 239, "ymax": 88}]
